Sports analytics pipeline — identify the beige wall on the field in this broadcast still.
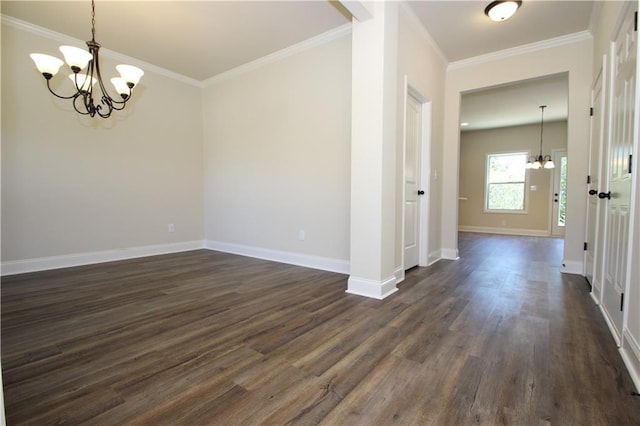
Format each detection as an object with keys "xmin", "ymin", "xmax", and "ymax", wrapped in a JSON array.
[
  {"xmin": 459, "ymin": 121, "xmax": 567, "ymax": 233},
  {"xmin": 202, "ymin": 34, "xmax": 351, "ymax": 264},
  {"xmin": 1, "ymin": 23, "xmax": 204, "ymax": 263},
  {"xmin": 396, "ymin": 4, "xmax": 447, "ymax": 267},
  {"xmin": 443, "ymin": 37, "xmax": 593, "ymax": 269}
]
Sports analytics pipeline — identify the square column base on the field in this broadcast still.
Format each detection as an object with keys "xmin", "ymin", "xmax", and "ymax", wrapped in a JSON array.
[{"xmin": 346, "ymin": 275, "xmax": 398, "ymax": 299}]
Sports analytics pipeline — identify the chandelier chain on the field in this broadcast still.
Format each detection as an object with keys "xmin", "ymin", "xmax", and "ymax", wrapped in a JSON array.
[{"xmin": 91, "ymin": 0, "xmax": 96, "ymax": 42}]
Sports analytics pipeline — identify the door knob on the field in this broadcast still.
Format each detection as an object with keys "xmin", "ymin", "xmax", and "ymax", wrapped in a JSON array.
[
  {"xmin": 589, "ymin": 189, "xmax": 598, "ymax": 195},
  {"xmin": 417, "ymin": 190, "xmax": 425, "ymax": 195},
  {"xmin": 598, "ymin": 191, "xmax": 611, "ymax": 199}
]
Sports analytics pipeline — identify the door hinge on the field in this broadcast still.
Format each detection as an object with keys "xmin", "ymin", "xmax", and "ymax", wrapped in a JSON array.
[
  {"xmin": 590, "ymin": 107, "xmax": 594, "ymax": 116},
  {"xmin": 587, "ymin": 175, "xmax": 591, "ymax": 184},
  {"xmin": 629, "ymin": 154, "xmax": 633, "ymax": 173},
  {"xmin": 584, "ymin": 242, "xmax": 588, "ymax": 251},
  {"xmin": 621, "ymin": 293, "xmax": 625, "ymax": 311},
  {"xmin": 634, "ymin": 11, "xmax": 638, "ymax": 31}
]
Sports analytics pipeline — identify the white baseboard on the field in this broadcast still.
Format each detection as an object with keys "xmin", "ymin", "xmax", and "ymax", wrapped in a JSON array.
[
  {"xmin": 458, "ymin": 225, "xmax": 549, "ymax": 237},
  {"xmin": 441, "ymin": 248, "xmax": 459, "ymax": 260},
  {"xmin": 395, "ymin": 267, "xmax": 405, "ymax": 284},
  {"xmin": 427, "ymin": 249, "xmax": 442, "ymax": 266},
  {"xmin": 1, "ymin": 241, "xmax": 205, "ymax": 276},
  {"xmin": 346, "ymin": 275, "xmax": 397, "ymax": 299},
  {"xmin": 561, "ymin": 260, "xmax": 584, "ymax": 275},
  {"xmin": 621, "ymin": 330, "xmax": 640, "ymax": 393},
  {"xmin": 599, "ymin": 304, "xmax": 622, "ymax": 347},
  {"xmin": 204, "ymin": 240, "xmax": 350, "ymax": 275}
]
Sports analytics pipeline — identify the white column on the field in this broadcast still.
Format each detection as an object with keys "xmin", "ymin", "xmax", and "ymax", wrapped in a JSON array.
[{"xmin": 347, "ymin": 1, "xmax": 399, "ymax": 299}]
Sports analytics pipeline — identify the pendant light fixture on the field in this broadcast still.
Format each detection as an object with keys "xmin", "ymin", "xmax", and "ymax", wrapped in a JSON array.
[
  {"xmin": 526, "ymin": 105, "xmax": 555, "ymax": 170},
  {"xmin": 30, "ymin": 0, "xmax": 143, "ymax": 119},
  {"xmin": 484, "ymin": 1, "xmax": 522, "ymax": 22}
]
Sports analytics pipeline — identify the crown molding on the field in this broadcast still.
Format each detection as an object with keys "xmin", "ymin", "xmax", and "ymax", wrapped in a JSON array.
[
  {"xmin": 447, "ymin": 30, "xmax": 593, "ymax": 71},
  {"xmin": 2, "ymin": 14, "xmax": 204, "ymax": 88},
  {"xmin": 203, "ymin": 23, "xmax": 352, "ymax": 87}
]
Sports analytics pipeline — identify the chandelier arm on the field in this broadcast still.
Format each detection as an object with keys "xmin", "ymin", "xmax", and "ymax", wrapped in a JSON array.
[
  {"xmin": 72, "ymin": 94, "xmax": 91, "ymax": 116},
  {"xmin": 45, "ymin": 80, "xmax": 79, "ymax": 100},
  {"xmin": 92, "ymin": 48, "xmax": 129, "ymax": 106}
]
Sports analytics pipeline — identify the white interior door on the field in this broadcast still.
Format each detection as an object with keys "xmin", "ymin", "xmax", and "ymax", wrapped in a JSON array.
[
  {"xmin": 404, "ymin": 94, "xmax": 422, "ymax": 270},
  {"xmin": 601, "ymin": 5, "xmax": 636, "ymax": 343},
  {"xmin": 585, "ymin": 64, "xmax": 606, "ymax": 299},
  {"xmin": 551, "ymin": 150, "xmax": 567, "ymax": 237}
]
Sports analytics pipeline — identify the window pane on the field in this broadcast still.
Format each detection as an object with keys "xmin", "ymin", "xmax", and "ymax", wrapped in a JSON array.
[
  {"xmin": 558, "ymin": 156, "xmax": 567, "ymax": 226},
  {"xmin": 488, "ymin": 154, "xmax": 526, "ymax": 183},
  {"xmin": 488, "ymin": 183, "xmax": 525, "ymax": 210}
]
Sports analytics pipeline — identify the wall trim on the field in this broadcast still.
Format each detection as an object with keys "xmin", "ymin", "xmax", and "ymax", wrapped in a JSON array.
[
  {"xmin": 1, "ymin": 14, "xmax": 203, "ymax": 88},
  {"xmin": 427, "ymin": 249, "xmax": 442, "ymax": 266},
  {"xmin": 203, "ymin": 23, "xmax": 352, "ymax": 86},
  {"xmin": 346, "ymin": 275, "xmax": 398, "ymax": 299},
  {"xmin": 447, "ymin": 30, "xmax": 592, "ymax": 71},
  {"xmin": 395, "ymin": 267, "xmax": 405, "ymax": 284},
  {"xmin": 441, "ymin": 248, "xmax": 459, "ymax": 260},
  {"xmin": 621, "ymin": 330, "xmax": 640, "ymax": 392},
  {"xmin": 1, "ymin": 241, "xmax": 205, "ymax": 276},
  {"xmin": 458, "ymin": 226, "xmax": 550, "ymax": 237},
  {"xmin": 561, "ymin": 260, "xmax": 584, "ymax": 275},
  {"xmin": 204, "ymin": 240, "xmax": 349, "ymax": 275}
]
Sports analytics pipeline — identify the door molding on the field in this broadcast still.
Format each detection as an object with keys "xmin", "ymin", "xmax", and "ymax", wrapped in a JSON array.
[{"xmin": 401, "ymin": 76, "xmax": 431, "ymax": 277}]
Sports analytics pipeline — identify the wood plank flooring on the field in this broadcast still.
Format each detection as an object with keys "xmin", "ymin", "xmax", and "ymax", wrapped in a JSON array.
[{"xmin": 2, "ymin": 232, "xmax": 640, "ymax": 425}]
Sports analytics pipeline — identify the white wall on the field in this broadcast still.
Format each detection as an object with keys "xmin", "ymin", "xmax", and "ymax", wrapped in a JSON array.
[
  {"xmin": 202, "ymin": 34, "xmax": 352, "ymax": 270},
  {"xmin": 1, "ymin": 22, "xmax": 204, "ymax": 271},
  {"xmin": 442, "ymin": 36, "xmax": 593, "ymax": 271}
]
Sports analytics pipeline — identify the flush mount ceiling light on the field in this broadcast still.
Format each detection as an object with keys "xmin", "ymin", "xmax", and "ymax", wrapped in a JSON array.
[
  {"xmin": 526, "ymin": 105, "xmax": 555, "ymax": 170},
  {"xmin": 484, "ymin": 1, "xmax": 522, "ymax": 22},
  {"xmin": 30, "ymin": 0, "xmax": 143, "ymax": 118}
]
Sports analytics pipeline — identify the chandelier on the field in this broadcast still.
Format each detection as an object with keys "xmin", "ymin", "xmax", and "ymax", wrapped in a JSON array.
[
  {"xmin": 526, "ymin": 105, "xmax": 555, "ymax": 169},
  {"xmin": 30, "ymin": 0, "xmax": 143, "ymax": 118}
]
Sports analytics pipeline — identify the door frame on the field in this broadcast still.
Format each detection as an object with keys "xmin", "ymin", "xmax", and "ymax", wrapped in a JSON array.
[{"xmin": 401, "ymin": 76, "xmax": 431, "ymax": 276}]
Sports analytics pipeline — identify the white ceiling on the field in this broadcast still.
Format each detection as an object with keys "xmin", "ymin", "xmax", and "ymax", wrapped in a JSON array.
[{"xmin": 2, "ymin": 0, "xmax": 596, "ymax": 129}]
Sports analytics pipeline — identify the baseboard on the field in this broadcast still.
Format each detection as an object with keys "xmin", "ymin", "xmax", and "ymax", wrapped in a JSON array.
[
  {"xmin": 560, "ymin": 260, "xmax": 584, "ymax": 275},
  {"xmin": 599, "ymin": 304, "xmax": 622, "ymax": 347},
  {"xmin": 441, "ymin": 248, "xmax": 459, "ymax": 260},
  {"xmin": 204, "ymin": 240, "xmax": 350, "ymax": 275},
  {"xmin": 621, "ymin": 330, "xmax": 640, "ymax": 393},
  {"xmin": 458, "ymin": 225, "xmax": 549, "ymax": 237},
  {"xmin": 427, "ymin": 249, "xmax": 442, "ymax": 266},
  {"xmin": 346, "ymin": 275, "xmax": 397, "ymax": 299},
  {"xmin": 1, "ymin": 241, "xmax": 205, "ymax": 276},
  {"xmin": 395, "ymin": 267, "xmax": 405, "ymax": 284}
]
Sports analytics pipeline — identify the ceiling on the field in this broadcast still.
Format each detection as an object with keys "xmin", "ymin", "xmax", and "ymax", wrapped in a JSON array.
[{"xmin": 2, "ymin": 0, "xmax": 596, "ymax": 129}]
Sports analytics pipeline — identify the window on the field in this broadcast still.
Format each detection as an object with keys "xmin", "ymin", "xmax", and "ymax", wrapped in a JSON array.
[{"xmin": 485, "ymin": 152, "xmax": 527, "ymax": 212}]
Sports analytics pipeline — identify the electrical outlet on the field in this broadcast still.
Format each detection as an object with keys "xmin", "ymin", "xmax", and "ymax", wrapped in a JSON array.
[
  {"xmin": 298, "ymin": 230, "xmax": 305, "ymax": 241},
  {"xmin": 168, "ymin": 224, "xmax": 175, "ymax": 233}
]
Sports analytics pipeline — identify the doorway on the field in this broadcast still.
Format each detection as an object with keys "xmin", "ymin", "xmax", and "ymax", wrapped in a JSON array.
[{"xmin": 402, "ymin": 82, "xmax": 430, "ymax": 271}]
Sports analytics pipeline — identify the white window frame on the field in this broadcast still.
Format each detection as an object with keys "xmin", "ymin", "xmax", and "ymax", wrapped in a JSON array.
[{"xmin": 484, "ymin": 151, "xmax": 529, "ymax": 214}]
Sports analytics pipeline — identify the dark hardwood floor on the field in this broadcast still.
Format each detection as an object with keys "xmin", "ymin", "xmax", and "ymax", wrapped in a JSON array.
[{"xmin": 2, "ymin": 232, "xmax": 639, "ymax": 425}]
